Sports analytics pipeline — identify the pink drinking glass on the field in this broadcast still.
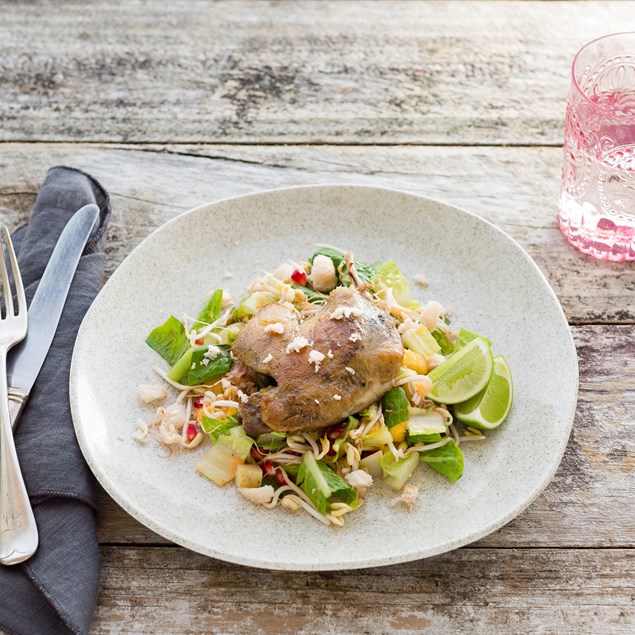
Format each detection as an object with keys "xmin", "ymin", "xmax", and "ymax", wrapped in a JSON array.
[{"xmin": 558, "ymin": 32, "xmax": 635, "ymax": 262}]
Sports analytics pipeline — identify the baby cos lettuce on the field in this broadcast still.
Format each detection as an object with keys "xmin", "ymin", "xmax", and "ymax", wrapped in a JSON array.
[
  {"xmin": 296, "ymin": 451, "xmax": 357, "ymax": 515},
  {"xmin": 146, "ymin": 315, "xmax": 190, "ymax": 366},
  {"xmin": 381, "ymin": 387, "xmax": 409, "ymax": 429},
  {"xmin": 146, "ymin": 290, "xmax": 232, "ymax": 386},
  {"xmin": 420, "ymin": 440, "xmax": 464, "ymax": 483},
  {"xmin": 196, "ymin": 288, "xmax": 223, "ymax": 325}
]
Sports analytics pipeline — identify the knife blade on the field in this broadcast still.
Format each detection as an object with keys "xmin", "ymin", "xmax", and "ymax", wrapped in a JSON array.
[{"xmin": 6, "ymin": 203, "xmax": 100, "ymax": 429}]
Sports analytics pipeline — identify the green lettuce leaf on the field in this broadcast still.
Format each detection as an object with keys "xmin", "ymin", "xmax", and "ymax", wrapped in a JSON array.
[
  {"xmin": 379, "ymin": 451, "xmax": 419, "ymax": 490},
  {"xmin": 255, "ymin": 431, "xmax": 288, "ymax": 450},
  {"xmin": 381, "ymin": 387, "xmax": 409, "ymax": 428},
  {"xmin": 196, "ymin": 289, "xmax": 223, "ymax": 325},
  {"xmin": 431, "ymin": 328, "xmax": 455, "ymax": 355},
  {"xmin": 146, "ymin": 315, "xmax": 190, "ymax": 365},
  {"xmin": 374, "ymin": 260, "xmax": 412, "ymax": 306},
  {"xmin": 407, "ymin": 432, "xmax": 444, "ymax": 445},
  {"xmin": 200, "ymin": 415, "xmax": 239, "ymax": 441},
  {"xmin": 181, "ymin": 345, "xmax": 232, "ymax": 386},
  {"xmin": 455, "ymin": 328, "xmax": 491, "ymax": 350},
  {"xmin": 420, "ymin": 440, "xmax": 464, "ymax": 483},
  {"xmin": 309, "ymin": 248, "xmax": 344, "ymax": 269},
  {"xmin": 296, "ymin": 451, "xmax": 357, "ymax": 515}
]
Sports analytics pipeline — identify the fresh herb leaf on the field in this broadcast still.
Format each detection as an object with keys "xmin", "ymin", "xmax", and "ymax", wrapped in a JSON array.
[
  {"xmin": 146, "ymin": 315, "xmax": 190, "ymax": 365},
  {"xmin": 420, "ymin": 440, "xmax": 464, "ymax": 483},
  {"xmin": 309, "ymin": 248, "xmax": 344, "ymax": 269},
  {"xmin": 382, "ymin": 387, "xmax": 410, "ymax": 428},
  {"xmin": 355, "ymin": 260, "xmax": 382, "ymax": 285}
]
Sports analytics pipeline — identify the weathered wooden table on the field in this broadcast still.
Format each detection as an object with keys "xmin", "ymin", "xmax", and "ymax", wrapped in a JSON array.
[{"xmin": 1, "ymin": 1, "xmax": 634, "ymax": 632}]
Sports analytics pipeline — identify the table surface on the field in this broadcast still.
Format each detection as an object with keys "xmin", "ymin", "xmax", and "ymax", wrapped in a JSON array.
[{"xmin": 1, "ymin": 1, "xmax": 634, "ymax": 633}]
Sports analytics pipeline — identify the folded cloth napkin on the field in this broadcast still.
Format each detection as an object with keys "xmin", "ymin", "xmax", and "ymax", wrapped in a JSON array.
[{"xmin": 0, "ymin": 167, "xmax": 111, "ymax": 635}]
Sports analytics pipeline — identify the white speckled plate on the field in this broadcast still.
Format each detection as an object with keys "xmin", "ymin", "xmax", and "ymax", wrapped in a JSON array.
[{"xmin": 70, "ymin": 185, "xmax": 578, "ymax": 570}]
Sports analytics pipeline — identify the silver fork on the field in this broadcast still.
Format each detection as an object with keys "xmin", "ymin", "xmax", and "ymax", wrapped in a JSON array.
[{"xmin": 0, "ymin": 227, "xmax": 37, "ymax": 564}]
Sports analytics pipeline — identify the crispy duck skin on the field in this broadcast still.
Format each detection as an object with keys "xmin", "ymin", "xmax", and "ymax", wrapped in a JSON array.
[{"xmin": 232, "ymin": 286, "xmax": 404, "ymax": 435}]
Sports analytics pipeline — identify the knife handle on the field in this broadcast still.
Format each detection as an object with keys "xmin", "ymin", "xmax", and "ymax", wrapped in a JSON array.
[{"xmin": 7, "ymin": 388, "xmax": 27, "ymax": 432}]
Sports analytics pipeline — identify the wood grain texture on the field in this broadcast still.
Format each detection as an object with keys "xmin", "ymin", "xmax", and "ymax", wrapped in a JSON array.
[
  {"xmin": 2, "ymin": 2, "xmax": 634, "ymax": 628},
  {"xmin": 93, "ymin": 546, "xmax": 635, "ymax": 634},
  {"xmin": 95, "ymin": 324, "xmax": 635, "ymax": 549},
  {"xmin": 1, "ymin": 143, "xmax": 633, "ymax": 323},
  {"xmin": 2, "ymin": 1, "xmax": 635, "ymax": 144}
]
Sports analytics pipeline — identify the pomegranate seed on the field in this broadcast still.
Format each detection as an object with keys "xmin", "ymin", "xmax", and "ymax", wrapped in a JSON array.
[
  {"xmin": 291, "ymin": 269, "xmax": 307, "ymax": 286},
  {"xmin": 195, "ymin": 338, "xmax": 204, "ymax": 345},
  {"xmin": 325, "ymin": 422, "xmax": 347, "ymax": 440},
  {"xmin": 193, "ymin": 397, "xmax": 203, "ymax": 409},
  {"xmin": 276, "ymin": 471, "xmax": 286, "ymax": 485},
  {"xmin": 251, "ymin": 448, "xmax": 265, "ymax": 460},
  {"xmin": 261, "ymin": 460, "xmax": 275, "ymax": 475},
  {"xmin": 186, "ymin": 424, "xmax": 197, "ymax": 442}
]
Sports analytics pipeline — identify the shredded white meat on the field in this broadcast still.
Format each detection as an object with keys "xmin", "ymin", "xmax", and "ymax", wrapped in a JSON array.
[
  {"xmin": 238, "ymin": 486, "xmax": 275, "ymax": 505},
  {"xmin": 399, "ymin": 484, "xmax": 419, "ymax": 510},
  {"xmin": 137, "ymin": 384, "xmax": 167, "ymax": 404},
  {"xmin": 344, "ymin": 469, "xmax": 373, "ymax": 494}
]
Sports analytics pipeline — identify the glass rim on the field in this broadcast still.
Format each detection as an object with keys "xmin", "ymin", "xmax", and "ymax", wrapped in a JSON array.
[{"xmin": 571, "ymin": 31, "xmax": 635, "ymax": 117}]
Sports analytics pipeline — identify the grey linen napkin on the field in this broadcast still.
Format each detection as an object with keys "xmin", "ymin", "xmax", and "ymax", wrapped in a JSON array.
[{"xmin": 0, "ymin": 167, "xmax": 111, "ymax": 635}]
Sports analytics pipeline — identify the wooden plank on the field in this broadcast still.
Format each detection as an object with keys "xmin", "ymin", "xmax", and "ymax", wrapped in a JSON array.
[
  {"xmin": 0, "ymin": 142, "xmax": 633, "ymax": 323},
  {"xmin": 95, "ymin": 323, "xmax": 635, "ymax": 549},
  {"xmin": 2, "ymin": 1, "xmax": 634, "ymax": 144},
  {"xmin": 92, "ymin": 546, "xmax": 635, "ymax": 634}
]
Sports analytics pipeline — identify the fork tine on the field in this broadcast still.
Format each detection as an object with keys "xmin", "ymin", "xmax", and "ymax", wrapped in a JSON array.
[
  {"xmin": 2, "ymin": 227, "xmax": 24, "ymax": 318},
  {"xmin": 0, "ymin": 229, "xmax": 12, "ymax": 319}
]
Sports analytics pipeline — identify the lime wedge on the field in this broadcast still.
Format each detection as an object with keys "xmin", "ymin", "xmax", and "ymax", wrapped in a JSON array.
[
  {"xmin": 454, "ymin": 356, "xmax": 513, "ymax": 430},
  {"xmin": 427, "ymin": 337, "xmax": 493, "ymax": 404}
]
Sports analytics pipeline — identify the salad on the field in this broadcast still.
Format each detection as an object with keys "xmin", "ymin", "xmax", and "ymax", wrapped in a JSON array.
[{"xmin": 135, "ymin": 246, "xmax": 513, "ymax": 526}]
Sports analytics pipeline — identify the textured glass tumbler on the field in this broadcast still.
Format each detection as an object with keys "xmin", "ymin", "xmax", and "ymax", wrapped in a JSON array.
[{"xmin": 558, "ymin": 33, "xmax": 635, "ymax": 261}]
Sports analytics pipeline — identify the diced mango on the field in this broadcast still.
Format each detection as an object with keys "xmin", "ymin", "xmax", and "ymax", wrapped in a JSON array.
[
  {"xmin": 390, "ymin": 421, "xmax": 408, "ymax": 443},
  {"xmin": 403, "ymin": 349, "xmax": 428, "ymax": 375}
]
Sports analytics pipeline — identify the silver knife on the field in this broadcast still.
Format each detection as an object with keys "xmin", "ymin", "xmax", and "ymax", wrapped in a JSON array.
[{"xmin": 6, "ymin": 204, "xmax": 100, "ymax": 429}]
